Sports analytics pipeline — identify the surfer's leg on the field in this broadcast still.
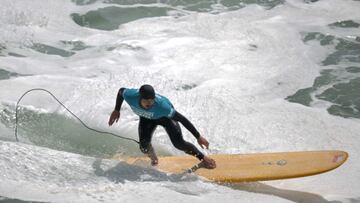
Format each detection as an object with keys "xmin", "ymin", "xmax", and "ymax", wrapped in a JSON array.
[
  {"xmin": 161, "ymin": 118, "xmax": 204, "ymax": 160},
  {"xmin": 138, "ymin": 117, "xmax": 158, "ymax": 165}
]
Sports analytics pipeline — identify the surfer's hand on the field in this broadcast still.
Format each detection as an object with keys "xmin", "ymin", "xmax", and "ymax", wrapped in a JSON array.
[
  {"xmin": 197, "ymin": 136, "xmax": 209, "ymax": 149},
  {"xmin": 108, "ymin": 110, "xmax": 120, "ymax": 126}
]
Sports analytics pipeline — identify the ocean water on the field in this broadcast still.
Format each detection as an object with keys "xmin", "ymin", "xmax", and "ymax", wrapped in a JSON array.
[{"xmin": 0, "ymin": 0, "xmax": 360, "ymax": 202}]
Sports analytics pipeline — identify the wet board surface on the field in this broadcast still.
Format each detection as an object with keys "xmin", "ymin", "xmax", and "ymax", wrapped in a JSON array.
[{"xmin": 114, "ymin": 150, "xmax": 348, "ymax": 183}]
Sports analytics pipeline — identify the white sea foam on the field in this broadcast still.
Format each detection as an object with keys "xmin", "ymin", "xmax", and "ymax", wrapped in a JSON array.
[{"xmin": 0, "ymin": 0, "xmax": 359, "ymax": 202}]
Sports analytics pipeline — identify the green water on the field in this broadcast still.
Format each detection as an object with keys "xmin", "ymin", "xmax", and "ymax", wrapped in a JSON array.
[
  {"xmin": 71, "ymin": 6, "xmax": 173, "ymax": 31},
  {"xmin": 31, "ymin": 43, "xmax": 75, "ymax": 57},
  {"xmin": 329, "ymin": 20, "xmax": 360, "ymax": 28},
  {"xmin": 0, "ymin": 105, "xmax": 140, "ymax": 158},
  {"xmin": 0, "ymin": 69, "xmax": 29, "ymax": 80},
  {"xmin": 0, "ymin": 44, "xmax": 26, "ymax": 58},
  {"xmin": 71, "ymin": 0, "xmax": 285, "ymax": 31},
  {"xmin": 287, "ymin": 23, "xmax": 360, "ymax": 119},
  {"xmin": 0, "ymin": 197, "xmax": 46, "ymax": 203},
  {"xmin": 60, "ymin": 40, "xmax": 92, "ymax": 51}
]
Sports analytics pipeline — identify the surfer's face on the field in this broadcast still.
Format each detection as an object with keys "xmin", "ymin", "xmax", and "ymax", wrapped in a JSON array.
[{"xmin": 140, "ymin": 99, "xmax": 154, "ymax": 109}]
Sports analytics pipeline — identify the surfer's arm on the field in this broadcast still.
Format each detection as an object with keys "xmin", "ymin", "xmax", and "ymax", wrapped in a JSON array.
[
  {"xmin": 114, "ymin": 88, "xmax": 126, "ymax": 111},
  {"xmin": 109, "ymin": 88, "xmax": 125, "ymax": 126},
  {"xmin": 172, "ymin": 111, "xmax": 201, "ymax": 139}
]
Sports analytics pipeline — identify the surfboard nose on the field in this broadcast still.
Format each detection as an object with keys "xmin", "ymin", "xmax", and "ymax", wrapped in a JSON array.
[{"xmin": 332, "ymin": 151, "xmax": 348, "ymax": 164}]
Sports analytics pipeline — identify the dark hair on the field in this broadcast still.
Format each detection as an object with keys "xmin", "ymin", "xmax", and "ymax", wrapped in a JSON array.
[{"xmin": 139, "ymin": 84, "xmax": 155, "ymax": 99}]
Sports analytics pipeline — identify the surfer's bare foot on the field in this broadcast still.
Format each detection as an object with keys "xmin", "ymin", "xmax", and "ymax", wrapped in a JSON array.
[
  {"xmin": 151, "ymin": 157, "xmax": 158, "ymax": 166},
  {"xmin": 200, "ymin": 156, "xmax": 216, "ymax": 169},
  {"xmin": 147, "ymin": 147, "xmax": 158, "ymax": 166}
]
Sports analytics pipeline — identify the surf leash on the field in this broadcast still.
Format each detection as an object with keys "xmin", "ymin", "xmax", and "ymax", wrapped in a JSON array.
[{"xmin": 14, "ymin": 88, "xmax": 140, "ymax": 144}]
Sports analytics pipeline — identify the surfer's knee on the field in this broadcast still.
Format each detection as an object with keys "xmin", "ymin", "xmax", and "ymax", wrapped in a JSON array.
[
  {"xmin": 168, "ymin": 129, "xmax": 185, "ymax": 150},
  {"xmin": 172, "ymin": 140, "xmax": 189, "ymax": 151},
  {"xmin": 139, "ymin": 144, "xmax": 150, "ymax": 154},
  {"xmin": 172, "ymin": 141, "xmax": 204, "ymax": 160}
]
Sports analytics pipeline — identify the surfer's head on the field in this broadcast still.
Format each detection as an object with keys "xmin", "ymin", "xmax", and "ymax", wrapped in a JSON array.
[
  {"xmin": 139, "ymin": 84, "xmax": 155, "ymax": 109},
  {"xmin": 140, "ymin": 84, "xmax": 155, "ymax": 99}
]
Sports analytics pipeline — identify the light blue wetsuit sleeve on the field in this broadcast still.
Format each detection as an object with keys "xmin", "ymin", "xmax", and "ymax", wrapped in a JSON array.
[
  {"xmin": 121, "ymin": 88, "xmax": 127, "ymax": 98},
  {"xmin": 122, "ymin": 88, "xmax": 137, "ymax": 100},
  {"xmin": 122, "ymin": 88, "xmax": 129, "ymax": 98}
]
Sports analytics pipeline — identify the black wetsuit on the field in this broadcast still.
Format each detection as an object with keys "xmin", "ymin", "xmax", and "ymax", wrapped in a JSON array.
[{"xmin": 114, "ymin": 88, "xmax": 204, "ymax": 160}]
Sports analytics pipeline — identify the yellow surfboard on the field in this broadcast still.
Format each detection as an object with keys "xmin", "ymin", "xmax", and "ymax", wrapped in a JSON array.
[{"xmin": 115, "ymin": 150, "xmax": 348, "ymax": 183}]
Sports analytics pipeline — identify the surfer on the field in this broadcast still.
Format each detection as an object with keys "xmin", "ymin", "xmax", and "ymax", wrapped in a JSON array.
[{"xmin": 108, "ymin": 84, "xmax": 216, "ymax": 169}]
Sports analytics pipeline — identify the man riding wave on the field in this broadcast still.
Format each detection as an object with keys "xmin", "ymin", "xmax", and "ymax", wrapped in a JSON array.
[{"xmin": 108, "ymin": 84, "xmax": 216, "ymax": 169}]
